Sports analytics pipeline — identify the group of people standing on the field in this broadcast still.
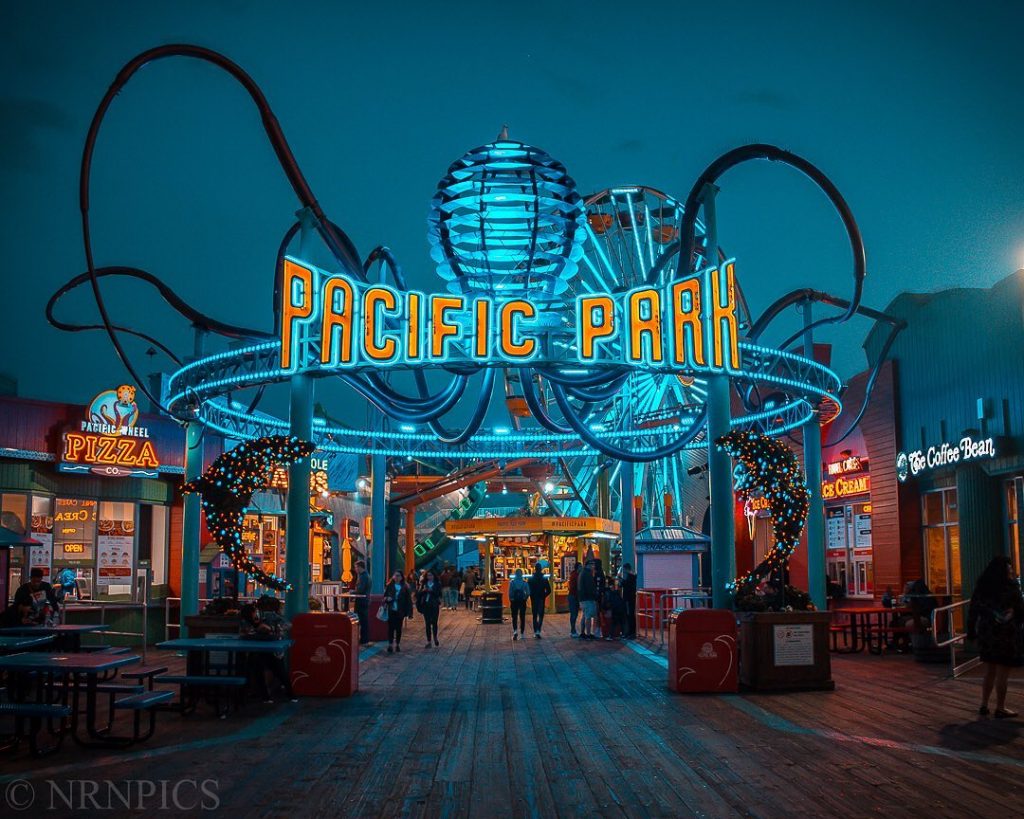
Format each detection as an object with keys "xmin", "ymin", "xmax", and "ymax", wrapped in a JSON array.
[
  {"xmin": 508, "ymin": 564, "xmax": 551, "ymax": 639},
  {"xmin": 567, "ymin": 560, "xmax": 637, "ymax": 641}
]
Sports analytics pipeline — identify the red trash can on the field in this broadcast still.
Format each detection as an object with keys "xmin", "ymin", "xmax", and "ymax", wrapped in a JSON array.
[
  {"xmin": 668, "ymin": 608, "xmax": 738, "ymax": 693},
  {"xmin": 289, "ymin": 612, "xmax": 359, "ymax": 697},
  {"xmin": 366, "ymin": 594, "xmax": 390, "ymax": 643}
]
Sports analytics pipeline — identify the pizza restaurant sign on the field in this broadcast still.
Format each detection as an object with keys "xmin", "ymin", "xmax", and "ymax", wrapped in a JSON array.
[
  {"xmin": 896, "ymin": 435, "xmax": 997, "ymax": 482},
  {"xmin": 59, "ymin": 385, "xmax": 160, "ymax": 478}
]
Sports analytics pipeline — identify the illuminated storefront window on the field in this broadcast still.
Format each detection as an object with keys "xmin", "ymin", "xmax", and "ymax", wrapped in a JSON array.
[
  {"xmin": 1006, "ymin": 478, "xmax": 1023, "ymax": 579},
  {"xmin": 923, "ymin": 487, "xmax": 961, "ymax": 598}
]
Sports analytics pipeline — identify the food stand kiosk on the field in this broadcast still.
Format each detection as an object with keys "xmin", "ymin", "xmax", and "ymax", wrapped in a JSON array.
[{"xmin": 444, "ymin": 516, "xmax": 620, "ymax": 612}]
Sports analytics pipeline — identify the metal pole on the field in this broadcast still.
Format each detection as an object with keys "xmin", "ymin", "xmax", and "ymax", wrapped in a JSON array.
[
  {"xmin": 180, "ymin": 327, "xmax": 206, "ymax": 637},
  {"xmin": 619, "ymin": 462, "xmax": 635, "ymax": 572},
  {"xmin": 284, "ymin": 210, "xmax": 317, "ymax": 620},
  {"xmin": 371, "ymin": 453, "xmax": 387, "ymax": 592},
  {"xmin": 405, "ymin": 506, "xmax": 417, "ymax": 577},
  {"xmin": 802, "ymin": 300, "xmax": 827, "ymax": 611},
  {"xmin": 703, "ymin": 184, "xmax": 737, "ymax": 610}
]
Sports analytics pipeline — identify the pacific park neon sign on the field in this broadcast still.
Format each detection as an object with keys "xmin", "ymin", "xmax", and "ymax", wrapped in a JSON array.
[{"xmin": 279, "ymin": 256, "xmax": 742, "ymax": 375}]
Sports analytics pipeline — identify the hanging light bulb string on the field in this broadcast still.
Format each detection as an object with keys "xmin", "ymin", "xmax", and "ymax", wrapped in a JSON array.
[
  {"xmin": 183, "ymin": 435, "xmax": 316, "ymax": 592},
  {"xmin": 716, "ymin": 430, "xmax": 811, "ymax": 610}
]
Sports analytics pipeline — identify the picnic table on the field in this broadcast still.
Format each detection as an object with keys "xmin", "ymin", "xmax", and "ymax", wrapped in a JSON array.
[
  {"xmin": 0, "ymin": 635, "xmax": 54, "ymax": 654},
  {"xmin": 0, "ymin": 624, "xmax": 110, "ymax": 652},
  {"xmin": 156, "ymin": 637, "xmax": 294, "ymax": 715},
  {"xmin": 830, "ymin": 606, "xmax": 909, "ymax": 654},
  {"xmin": 0, "ymin": 651, "xmax": 143, "ymax": 748}
]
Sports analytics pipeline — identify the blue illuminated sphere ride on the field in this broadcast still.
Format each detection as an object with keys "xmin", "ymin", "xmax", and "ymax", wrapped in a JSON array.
[{"xmin": 428, "ymin": 138, "xmax": 586, "ymax": 299}]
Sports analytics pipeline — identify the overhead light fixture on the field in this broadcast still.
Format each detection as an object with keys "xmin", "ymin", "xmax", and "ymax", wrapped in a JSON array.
[{"xmin": 543, "ymin": 481, "xmax": 555, "ymax": 493}]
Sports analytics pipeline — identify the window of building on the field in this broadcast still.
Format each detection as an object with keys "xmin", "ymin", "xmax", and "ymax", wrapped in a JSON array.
[
  {"xmin": 922, "ymin": 487, "xmax": 961, "ymax": 598},
  {"xmin": 1006, "ymin": 478, "xmax": 1023, "ymax": 578},
  {"xmin": 53, "ymin": 498, "xmax": 98, "ymax": 565}
]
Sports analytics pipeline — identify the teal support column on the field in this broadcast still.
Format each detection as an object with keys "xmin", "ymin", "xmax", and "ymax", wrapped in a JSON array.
[
  {"xmin": 802, "ymin": 301, "xmax": 827, "ymax": 611},
  {"xmin": 371, "ymin": 453, "xmax": 387, "ymax": 592},
  {"xmin": 702, "ymin": 185, "xmax": 736, "ymax": 609},
  {"xmin": 284, "ymin": 210, "xmax": 317, "ymax": 619},
  {"xmin": 619, "ymin": 462, "xmax": 635, "ymax": 570},
  {"xmin": 180, "ymin": 328, "xmax": 206, "ymax": 636},
  {"xmin": 284, "ymin": 372, "xmax": 313, "ymax": 619},
  {"xmin": 180, "ymin": 416, "xmax": 203, "ymax": 636}
]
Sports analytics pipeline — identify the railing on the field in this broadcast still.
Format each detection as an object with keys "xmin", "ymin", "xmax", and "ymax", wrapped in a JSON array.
[
  {"xmin": 63, "ymin": 570, "xmax": 152, "ymax": 661},
  {"xmin": 636, "ymin": 588, "xmax": 712, "ymax": 645},
  {"xmin": 310, "ymin": 582, "xmax": 358, "ymax": 612},
  {"xmin": 931, "ymin": 599, "xmax": 979, "ymax": 678}
]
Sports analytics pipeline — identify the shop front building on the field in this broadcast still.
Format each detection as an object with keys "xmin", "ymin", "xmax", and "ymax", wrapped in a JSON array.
[
  {"xmin": 868, "ymin": 269, "xmax": 1024, "ymax": 601},
  {"xmin": 0, "ymin": 386, "xmax": 223, "ymax": 600}
]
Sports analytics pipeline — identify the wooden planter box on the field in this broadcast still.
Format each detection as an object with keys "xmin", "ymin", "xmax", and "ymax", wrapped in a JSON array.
[
  {"xmin": 738, "ymin": 611, "xmax": 834, "ymax": 692},
  {"xmin": 184, "ymin": 614, "xmax": 240, "ymax": 638}
]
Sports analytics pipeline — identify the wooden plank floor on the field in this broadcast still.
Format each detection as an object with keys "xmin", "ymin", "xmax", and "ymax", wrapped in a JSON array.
[{"xmin": 3, "ymin": 607, "xmax": 1023, "ymax": 818}]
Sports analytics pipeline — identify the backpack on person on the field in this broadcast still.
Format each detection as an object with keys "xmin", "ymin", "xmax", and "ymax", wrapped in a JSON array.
[{"xmin": 509, "ymin": 582, "xmax": 527, "ymax": 603}]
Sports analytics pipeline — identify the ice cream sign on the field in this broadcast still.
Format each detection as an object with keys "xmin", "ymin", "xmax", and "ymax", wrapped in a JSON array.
[
  {"xmin": 896, "ymin": 435, "xmax": 997, "ymax": 482},
  {"xmin": 59, "ymin": 385, "xmax": 160, "ymax": 478}
]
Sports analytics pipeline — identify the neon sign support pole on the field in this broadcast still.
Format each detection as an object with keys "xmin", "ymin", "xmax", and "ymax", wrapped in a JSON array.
[
  {"xmin": 284, "ymin": 209, "xmax": 317, "ymax": 620},
  {"xmin": 703, "ymin": 184, "xmax": 737, "ymax": 610},
  {"xmin": 620, "ymin": 461, "xmax": 634, "ymax": 572},
  {"xmin": 802, "ymin": 299, "xmax": 827, "ymax": 611},
  {"xmin": 371, "ymin": 452, "xmax": 387, "ymax": 592},
  {"xmin": 180, "ymin": 326, "xmax": 207, "ymax": 636}
]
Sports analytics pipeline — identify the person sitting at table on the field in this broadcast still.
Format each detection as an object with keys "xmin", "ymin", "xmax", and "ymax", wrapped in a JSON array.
[
  {"xmin": 240, "ymin": 598, "xmax": 295, "ymax": 703},
  {"xmin": 0, "ymin": 601, "xmax": 35, "ymax": 627},
  {"xmin": 12, "ymin": 568, "xmax": 60, "ymax": 625}
]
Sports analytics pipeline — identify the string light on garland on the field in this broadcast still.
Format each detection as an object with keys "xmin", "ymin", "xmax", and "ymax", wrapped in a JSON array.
[
  {"xmin": 716, "ymin": 430, "xmax": 810, "ymax": 607},
  {"xmin": 183, "ymin": 435, "xmax": 315, "ymax": 592}
]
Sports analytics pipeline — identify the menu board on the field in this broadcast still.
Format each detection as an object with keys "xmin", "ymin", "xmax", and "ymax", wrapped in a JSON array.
[
  {"xmin": 30, "ymin": 511, "xmax": 54, "ymax": 579},
  {"xmin": 826, "ymin": 507, "xmax": 846, "ymax": 552},
  {"xmin": 853, "ymin": 510, "xmax": 872, "ymax": 549},
  {"xmin": 97, "ymin": 520, "xmax": 134, "ymax": 586}
]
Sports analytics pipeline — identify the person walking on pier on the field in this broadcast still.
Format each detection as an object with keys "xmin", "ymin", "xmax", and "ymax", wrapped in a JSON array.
[
  {"xmin": 620, "ymin": 563, "xmax": 637, "ymax": 638},
  {"xmin": 384, "ymin": 570, "xmax": 413, "ymax": 653},
  {"xmin": 418, "ymin": 570, "xmax": 442, "ymax": 647},
  {"xmin": 528, "ymin": 563, "xmax": 552, "ymax": 638},
  {"xmin": 509, "ymin": 568, "xmax": 529, "ymax": 640},
  {"xmin": 463, "ymin": 566, "xmax": 478, "ymax": 610},
  {"xmin": 968, "ymin": 555, "xmax": 1024, "ymax": 718},
  {"xmin": 567, "ymin": 562, "xmax": 581, "ymax": 637},
  {"xmin": 578, "ymin": 561, "xmax": 598, "ymax": 640},
  {"xmin": 354, "ymin": 560, "xmax": 371, "ymax": 644}
]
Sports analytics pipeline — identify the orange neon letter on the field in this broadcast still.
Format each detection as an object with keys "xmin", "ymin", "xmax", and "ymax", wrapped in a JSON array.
[
  {"xmin": 280, "ymin": 259, "xmax": 314, "ymax": 370},
  {"xmin": 363, "ymin": 287, "xmax": 399, "ymax": 362},
  {"xmin": 63, "ymin": 433, "xmax": 86, "ymax": 462},
  {"xmin": 671, "ymin": 278, "xmax": 705, "ymax": 370},
  {"xmin": 499, "ymin": 301, "xmax": 536, "ymax": 358},
  {"xmin": 320, "ymin": 277, "xmax": 355, "ymax": 365},
  {"xmin": 406, "ymin": 293, "xmax": 422, "ymax": 360},
  {"xmin": 474, "ymin": 299, "xmax": 492, "ymax": 359},
  {"xmin": 430, "ymin": 296, "xmax": 464, "ymax": 359},
  {"xmin": 578, "ymin": 296, "xmax": 615, "ymax": 360},
  {"xmin": 707, "ymin": 261, "xmax": 741, "ymax": 371},
  {"xmin": 627, "ymin": 289, "xmax": 663, "ymax": 364}
]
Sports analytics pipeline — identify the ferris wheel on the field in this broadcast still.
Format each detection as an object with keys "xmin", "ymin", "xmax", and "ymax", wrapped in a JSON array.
[{"xmin": 504, "ymin": 185, "xmax": 751, "ymax": 529}]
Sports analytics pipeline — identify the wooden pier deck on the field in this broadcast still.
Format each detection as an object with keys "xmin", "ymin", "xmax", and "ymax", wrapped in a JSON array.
[{"xmin": 2, "ymin": 607, "xmax": 1022, "ymax": 817}]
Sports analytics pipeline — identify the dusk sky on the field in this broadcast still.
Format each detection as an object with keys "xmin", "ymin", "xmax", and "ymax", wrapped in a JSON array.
[{"xmin": 4, "ymin": 1, "xmax": 1024, "ymax": 424}]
